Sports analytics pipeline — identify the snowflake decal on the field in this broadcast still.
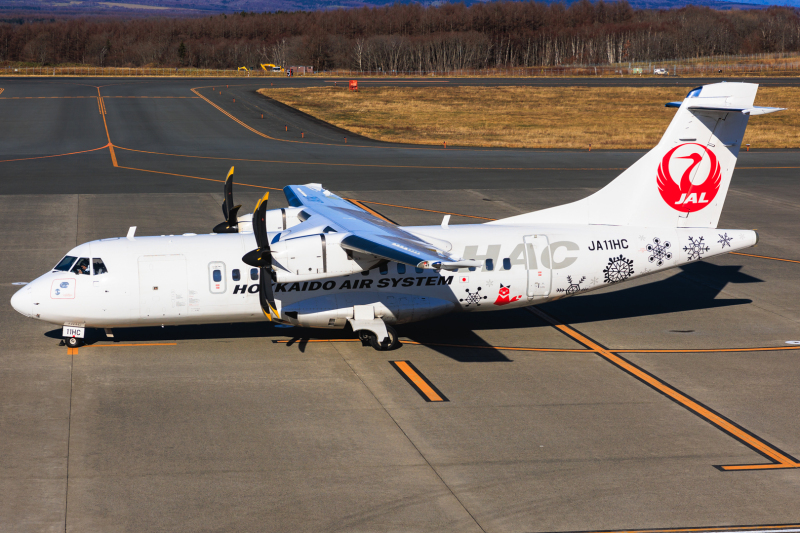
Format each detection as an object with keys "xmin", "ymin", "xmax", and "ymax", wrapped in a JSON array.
[
  {"xmin": 557, "ymin": 275, "xmax": 586, "ymax": 296},
  {"xmin": 603, "ymin": 255, "xmax": 634, "ymax": 284},
  {"xmin": 589, "ymin": 277, "xmax": 599, "ymax": 286},
  {"xmin": 459, "ymin": 287, "xmax": 487, "ymax": 307},
  {"xmin": 718, "ymin": 233, "xmax": 732, "ymax": 249},
  {"xmin": 684, "ymin": 236, "xmax": 710, "ymax": 260},
  {"xmin": 646, "ymin": 237, "xmax": 673, "ymax": 267}
]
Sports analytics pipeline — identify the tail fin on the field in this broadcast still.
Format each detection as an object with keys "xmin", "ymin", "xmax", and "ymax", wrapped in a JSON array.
[{"xmin": 493, "ymin": 82, "xmax": 783, "ymax": 229}]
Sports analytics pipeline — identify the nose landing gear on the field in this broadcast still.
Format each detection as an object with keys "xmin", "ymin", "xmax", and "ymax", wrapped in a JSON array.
[{"xmin": 65, "ymin": 336, "xmax": 83, "ymax": 348}]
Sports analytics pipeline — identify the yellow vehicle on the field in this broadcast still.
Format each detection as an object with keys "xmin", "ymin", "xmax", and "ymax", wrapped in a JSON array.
[
  {"xmin": 238, "ymin": 66, "xmax": 249, "ymax": 72},
  {"xmin": 260, "ymin": 63, "xmax": 284, "ymax": 73}
]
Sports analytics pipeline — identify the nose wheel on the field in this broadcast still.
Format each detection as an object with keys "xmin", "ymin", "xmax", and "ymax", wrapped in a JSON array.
[
  {"xmin": 358, "ymin": 325, "xmax": 400, "ymax": 351},
  {"xmin": 65, "ymin": 337, "xmax": 83, "ymax": 348}
]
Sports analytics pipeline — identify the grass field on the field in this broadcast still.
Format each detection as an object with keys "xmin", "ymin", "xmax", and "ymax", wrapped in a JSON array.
[{"xmin": 260, "ymin": 86, "xmax": 799, "ymax": 149}]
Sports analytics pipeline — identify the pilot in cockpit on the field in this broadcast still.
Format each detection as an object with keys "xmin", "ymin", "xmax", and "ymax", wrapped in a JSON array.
[{"xmin": 71, "ymin": 258, "xmax": 91, "ymax": 275}]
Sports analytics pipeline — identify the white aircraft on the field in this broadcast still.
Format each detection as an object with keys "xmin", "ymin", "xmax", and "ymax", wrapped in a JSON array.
[{"xmin": 10, "ymin": 82, "xmax": 783, "ymax": 350}]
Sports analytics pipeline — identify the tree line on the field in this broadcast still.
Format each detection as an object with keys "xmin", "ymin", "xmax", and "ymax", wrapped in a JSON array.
[{"xmin": 1, "ymin": 1, "xmax": 800, "ymax": 71}]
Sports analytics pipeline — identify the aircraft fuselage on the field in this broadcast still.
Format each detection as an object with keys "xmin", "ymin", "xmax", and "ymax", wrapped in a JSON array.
[{"xmin": 11, "ymin": 222, "xmax": 757, "ymax": 331}]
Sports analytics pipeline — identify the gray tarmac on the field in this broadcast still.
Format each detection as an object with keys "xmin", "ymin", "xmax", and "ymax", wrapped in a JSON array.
[{"xmin": 1, "ymin": 77, "xmax": 800, "ymax": 533}]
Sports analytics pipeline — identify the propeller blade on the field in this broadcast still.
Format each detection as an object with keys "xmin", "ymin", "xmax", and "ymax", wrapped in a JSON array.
[
  {"xmin": 244, "ymin": 192, "xmax": 278, "ymax": 320},
  {"xmin": 214, "ymin": 167, "xmax": 241, "ymax": 233},
  {"xmin": 259, "ymin": 266, "xmax": 278, "ymax": 319},
  {"xmin": 252, "ymin": 192, "xmax": 270, "ymax": 248}
]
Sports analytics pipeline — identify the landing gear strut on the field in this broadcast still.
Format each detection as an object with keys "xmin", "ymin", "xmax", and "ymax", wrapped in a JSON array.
[{"xmin": 359, "ymin": 325, "xmax": 400, "ymax": 351}]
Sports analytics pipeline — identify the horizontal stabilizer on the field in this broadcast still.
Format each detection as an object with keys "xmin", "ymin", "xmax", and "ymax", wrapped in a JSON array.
[{"xmin": 666, "ymin": 101, "xmax": 785, "ymax": 115}]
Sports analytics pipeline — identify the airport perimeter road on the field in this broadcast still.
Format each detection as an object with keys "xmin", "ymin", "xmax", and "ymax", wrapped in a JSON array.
[{"xmin": 2, "ymin": 77, "xmax": 800, "ymax": 533}]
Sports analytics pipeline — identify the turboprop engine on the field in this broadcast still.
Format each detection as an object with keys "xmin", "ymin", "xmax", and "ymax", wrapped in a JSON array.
[
  {"xmin": 211, "ymin": 166, "xmax": 307, "ymax": 234},
  {"xmin": 269, "ymin": 232, "xmax": 381, "ymax": 283}
]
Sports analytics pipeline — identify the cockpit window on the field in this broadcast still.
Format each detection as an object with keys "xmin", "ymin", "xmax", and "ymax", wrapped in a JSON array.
[
  {"xmin": 92, "ymin": 258, "xmax": 108, "ymax": 275},
  {"xmin": 54, "ymin": 255, "xmax": 77, "ymax": 272},
  {"xmin": 71, "ymin": 258, "xmax": 91, "ymax": 275}
]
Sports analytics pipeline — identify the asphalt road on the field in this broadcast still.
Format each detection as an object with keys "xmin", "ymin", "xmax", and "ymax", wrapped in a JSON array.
[{"xmin": 2, "ymin": 76, "xmax": 800, "ymax": 533}]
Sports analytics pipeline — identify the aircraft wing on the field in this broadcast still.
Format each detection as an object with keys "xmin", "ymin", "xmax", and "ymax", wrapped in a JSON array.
[{"xmin": 282, "ymin": 184, "xmax": 479, "ymax": 270}]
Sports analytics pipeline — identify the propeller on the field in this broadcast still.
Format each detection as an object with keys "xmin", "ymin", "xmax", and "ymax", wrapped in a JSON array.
[
  {"xmin": 242, "ymin": 193, "xmax": 279, "ymax": 320},
  {"xmin": 213, "ymin": 167, "xmax": 242, "ymax": 233}
]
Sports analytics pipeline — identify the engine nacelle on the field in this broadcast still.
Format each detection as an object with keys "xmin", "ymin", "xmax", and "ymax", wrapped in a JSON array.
[
  {"xmin": 280, "ymin": 293, "xmax": 455, "ymax": 327},
  {"xmin": 271, "ymin": 233, "xmax": 380, "ymax": 283},
  {"xmin": 236, "ymin": 207, "xmax": 306, "ymax": 233}
]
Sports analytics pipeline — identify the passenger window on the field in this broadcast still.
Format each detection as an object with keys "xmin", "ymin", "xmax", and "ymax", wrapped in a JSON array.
[
  {"xmin": 397, "ymin": 264, "xmax": 406, "ymax": 274},
  {"xmin": 379, "ymin": 264, "xmax": 388, "ymax": 275},
  {"xmin": 71, "ymin": 258, "xmax": 91, "ymax": 275},
  {"xmin": 468, "ymin": 266, "xmax": 476, "ymax": 272},
  {"xmin": 485, "ymin": 259, "xmax": 494, "ymax": 271},
  {"xmin": 55, "ymin": 255, "xmax": 77, "ymax": 272},
  {"xmin": 250, "ymin": 268, "xmax": 259, "ymax": 281},
  {"xmin": 503, "ymin": 258, "xmax": 511, "ymax": 270},
  {"xmin": 208, "ymin": 262, "xmax": 226, "ymax": 294},
  {"xmin": 232, "ymin": 269, "xmax": 240, "ymax": 281},
  {"xmin": 92, "ymin": 258, "xmax": 108, "ymax": 275},
  {"xmin": 415, "ymin": 266, "xmax": 423, "ymax": 273}
]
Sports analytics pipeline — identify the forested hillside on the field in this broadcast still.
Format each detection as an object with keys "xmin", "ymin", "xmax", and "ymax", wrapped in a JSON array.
[{"xmin": 2, "ymin": 1, "xmax": 799, "ymax": 71}]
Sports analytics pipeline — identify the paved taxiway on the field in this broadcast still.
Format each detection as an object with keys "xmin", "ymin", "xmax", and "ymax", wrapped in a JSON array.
[{"xmin": 2, "ymin": 76, "xmax": 800, "ymax": 533}]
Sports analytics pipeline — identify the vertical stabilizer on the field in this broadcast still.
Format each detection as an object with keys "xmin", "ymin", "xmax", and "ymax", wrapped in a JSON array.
[{"xmin": 493, "ymin": 83, "xmax": 784, "ymax": 229}]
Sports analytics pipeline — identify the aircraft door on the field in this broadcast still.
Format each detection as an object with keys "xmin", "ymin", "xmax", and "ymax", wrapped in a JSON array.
[
  {"xmin": 523, "ymin": 235, "xmax": 551, "ymax": 297},
  {"xmin": 138, "ymin": 255, "xmax": 188, "ymax": 319}
]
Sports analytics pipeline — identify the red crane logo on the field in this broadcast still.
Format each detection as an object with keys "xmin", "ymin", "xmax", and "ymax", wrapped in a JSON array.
[{"xmin": 657, "ymin": 143, "xmax": 721, "ymax": 213}]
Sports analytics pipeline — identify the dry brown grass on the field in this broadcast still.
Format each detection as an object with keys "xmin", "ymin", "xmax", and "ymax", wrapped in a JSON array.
[{"xmin": 260, "ymin": 86, "xmax": 800, "ymax": 149}]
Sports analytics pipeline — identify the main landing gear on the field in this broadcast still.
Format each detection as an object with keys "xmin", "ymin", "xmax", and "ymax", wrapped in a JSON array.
[{"xmin": 358, "ymin": 325, "xmax": 400, "ymax": 351}]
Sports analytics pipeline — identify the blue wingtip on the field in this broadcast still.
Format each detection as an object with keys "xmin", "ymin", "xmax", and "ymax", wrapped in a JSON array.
[{"xmin": 665, "ymin": 102, "xmax": 682, "ymax": 108}]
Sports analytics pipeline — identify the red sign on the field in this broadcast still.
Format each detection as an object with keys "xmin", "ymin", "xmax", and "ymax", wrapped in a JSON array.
[
  {"xmin": 657, "ymin": 143, "xmax": 721, "ymax": 212},
  {"xmin": 349, "ymin": 80, "xmax": 358, "ymax": 91}
]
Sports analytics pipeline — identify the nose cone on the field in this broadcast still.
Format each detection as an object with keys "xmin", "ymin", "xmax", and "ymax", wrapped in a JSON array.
[{"xmin": 10, "ymin": 284, "xmax": 32, "ymax": 318}]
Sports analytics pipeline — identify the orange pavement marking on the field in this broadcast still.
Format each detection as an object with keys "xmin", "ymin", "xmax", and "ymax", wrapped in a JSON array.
[
  {"xmin": 528, "ymin": 306, "xmax": 800, "ymax": 471},
  {"xmin": 730, "ymin": 251, "xmax": 800, "ymax": 264},
  {"xmin": 97, "ymin": 88, "xmax": 117, "ymax": 166},
  {"xmin": 578, "ymin": 524, "xmax": 800, "ymax": 533},
  {"xmin": 115, "ymin": 165, "xmax": 280, "ymax": 190},
  {"xmin": 272, "ymin": 338, "xmax": 591, "ymax": 351},
  {"xmin": 112, "ymin": 143, "xmax": 566, "ymax": 170},
  {"xmin": 84, "ymin": 343, "xmax": 177, "ymax": 347},
  {"xmin": 391, "ymin": 361, "xmax": 445, "ymax": 402},
  {"xmin": 0, "ymin": 144, "xmax": 110, "ymax": 164},
  {"xmin": 617, "ymin": 346, "xmax": 800, "ymax": 353}
]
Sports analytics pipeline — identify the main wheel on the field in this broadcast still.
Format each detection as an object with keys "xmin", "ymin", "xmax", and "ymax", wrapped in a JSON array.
[
  {"xmin": 368, "ymin": 325, "xmax": 400, "ymax": 351},
  {"xmin": 358, "ymin": 330, "xmax": 374, "ymax": 346},
  {"xmin": 66, "ymin": 337, "xmax": 82, "ymax": 348}
]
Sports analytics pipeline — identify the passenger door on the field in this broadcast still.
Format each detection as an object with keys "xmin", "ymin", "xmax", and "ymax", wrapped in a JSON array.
[
  {"xmin": 523, "ymin": 235, "xmax": 552, "ymax": 297},
  {"xmin": 138, "ymin": 255, "xmax": 188, "ymax": 319}
]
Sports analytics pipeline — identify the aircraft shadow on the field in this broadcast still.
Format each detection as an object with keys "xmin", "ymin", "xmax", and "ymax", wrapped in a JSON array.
[{"xmin": 46, "ymin": 262, "xmax": 760, "ymax": 362}]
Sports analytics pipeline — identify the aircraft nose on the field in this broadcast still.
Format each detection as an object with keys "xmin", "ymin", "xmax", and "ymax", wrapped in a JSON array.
[{"xmin": 10, "ymin": 284, "xmax": 32, "ymax": 318}]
